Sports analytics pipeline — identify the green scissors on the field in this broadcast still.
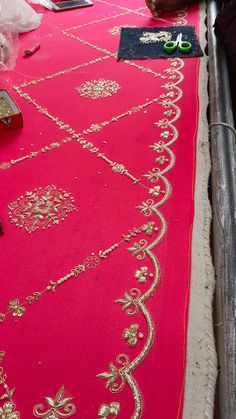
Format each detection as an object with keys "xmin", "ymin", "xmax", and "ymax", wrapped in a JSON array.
[{"xmin": 164, "ymin": 33, "xmax": 192, "ymax": 54}]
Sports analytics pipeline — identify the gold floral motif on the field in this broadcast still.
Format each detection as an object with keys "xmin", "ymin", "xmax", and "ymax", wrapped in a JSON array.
[
  {"xmin": 122, "ymin": 324, "xmax": 144, "ymax": 347},
  {"xmin": 76, "ymin": 79, "xmax": 120, "ymax": 100},
  {"xmin": 0, "ymin": 352, "xmax": 18, "ymax": 417},
  {"xmin": 136, "ymin": 199, "xmax": 155, "ymax": 217},
  {"xmin": 97, "ymin": 354, "xmax": 129, "ymax": 393},
  {"xmin": 8, "ymin": 185, "xmax": 77, "ymax": 233},
  {"xmin": 135, "ymin": 267, "xmax": 149, "ymax": 283},
  {"xmin": 83, "ymin": 254, "xmax": 100, "ymax": 269},
  {"xmin": 8, "ymin": 300, "xmax": 25, "ymax": 317},
  {"xmin": 139, "ymin": 31, "xmax": 172, "ymax": 44},
  {"xmin": 0, "ymin": 402, "xmax": 19, "ymax": 419},
  {"xmin": 111, "ymin": 164, "xmax": 126, "ymax": 174},
  {"xmin": 90, "ymin": 123, "xmax": 102, "ymax": 132},
  {"xmin": 98, "ymin": 402, "xmax": 120, "ymax": 418},
  {"xmin": 108, "ymin": 25, "xmax": 136, "ymax": 36},
  {"xmin": 141, "ymin": 222, "xmax": 158, "ymax": 236},
  {"xmin": 149, "ymin": 185, "xmax": 165, "ymax": 197},
  {"xmin": 116, "ymin": 289, "xmax": 141, "ymax": 316},
  {"xmin": 108, "ymin": 26, "xmax": 122, "ymax": 36},
  {"xmin": 155, "ymin": 155, "xmax": 168, "ymax": 165},
  {"xmin": 33, "ymin": 386, "xmax": 76, "ymax": 418},
  {"xmin": 127, "ymin": 240, "xmax": 147, "ymax": 260}
]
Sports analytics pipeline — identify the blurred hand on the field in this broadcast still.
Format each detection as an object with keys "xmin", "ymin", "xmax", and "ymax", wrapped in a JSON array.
[{"xmin": 145, "ymin": 0, "xmax": 193, "ymax": 15}]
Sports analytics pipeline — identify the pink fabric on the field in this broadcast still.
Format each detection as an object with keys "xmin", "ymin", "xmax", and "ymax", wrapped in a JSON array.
[{"xmin": 0, "ymin": 2, "xmax": 201, "ymax": 418}]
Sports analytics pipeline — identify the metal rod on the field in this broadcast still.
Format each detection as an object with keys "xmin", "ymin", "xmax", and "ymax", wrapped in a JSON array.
[{"xmin": 207, "ymin": 1, "xmax": 236, "ymax": 417}]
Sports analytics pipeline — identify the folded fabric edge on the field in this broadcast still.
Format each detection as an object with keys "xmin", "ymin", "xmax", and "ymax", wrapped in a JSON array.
[{"xmin": 183, "ymin": 2, "xmax": 218, "ymax": 418}]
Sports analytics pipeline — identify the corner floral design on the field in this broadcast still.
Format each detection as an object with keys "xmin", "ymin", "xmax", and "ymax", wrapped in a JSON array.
[{"xmin": 8, "ymin": 185, "xmax": 77, "ymax": 233}]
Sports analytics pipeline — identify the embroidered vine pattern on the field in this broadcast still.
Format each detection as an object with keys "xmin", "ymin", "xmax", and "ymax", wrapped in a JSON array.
[
  {"xmin": 0, "ymin": 222, "xmax": 158, "ymax": 324},
  {"xmin": 33, "ymin": 386, "xmax": 76, "ymax": 418},
  {"xmin": 96, "ymin": 57, "xmax": 184, "ymax": 418},
  {"xmin": 0, "ymin": 352, "xmax": 19, "ymax": 419},
  {"xmin": 1, "ymin": 61, "xmax": 182, "ymax": 203}
]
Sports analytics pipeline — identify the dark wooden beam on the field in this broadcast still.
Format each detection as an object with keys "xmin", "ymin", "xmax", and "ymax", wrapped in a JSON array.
[{"xmin": 207, "ymin": 1, "xmax": 236, "ymax": 418}]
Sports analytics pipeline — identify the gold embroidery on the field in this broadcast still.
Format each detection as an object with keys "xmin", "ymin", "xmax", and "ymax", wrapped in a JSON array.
[
  {"xmin": 83, "ymin": 254, "xmax": 100, "ymax": 269},
  {"xmin": 90, "ymin": 123, "xmax": 102, "ymax": 132},
  {"xmin": 134, "ymin": 267, "xmax": 152, "ymax": 284},
  {"xmin": 149, "ymin": 185, "xmax": 164, "ymax": 197},
  {"xmin": 96, "ymin": 58, "xmax": 185, "ymax": 417},
  {"xmin": 98, "ymin": 402, "xmax": 120, "ymax": 418},
  {"xmin": 0, "ymin": 402, "xmax": 19, "ymax": 419},
  {"xmin": 139, "ymin": 31, "xmax": 172, "ymax": 44},
  {"xmin": 0, "ymin": 223, "xmax": 155, "ymax": 324},
  {"xmin": 108, "ymin": 25, "xmax": 136, "ymax": 36},
  {"xmin": 33, "ymin": 386, "xmax": 76, "ymax": 418},
  {"xmin": 1, "ymin": 21, "xmax": 185, "ymax": 417},
  {"xmin": 111, "ymin": 164, "xmax": 126, "ymax": 174},
  {"xmin": 0, "ymin": 352, "xmax": 19, "ymax": 418},
  {"xmin": 76, "ymin": 79, "xmax": 120, "ymax": 100},
  {"xmin": 6, "ymin": 61, "xmax": 183, "ymax": 186},
  {"xmin": 116, "ymin": 289, "xmax": 141, "ymax": 316},
  {"xmin": 0, "ymin": 163, "xmax": 11, "ymax": 170},
  {"xmin": 97, "ymin": 354, "xmax": 129, "ymax": 392},
  {"xmin": 8, "ymin": 185, "xmax": 77, "ymax": 233},
  {"xmin": 122, "ymin": 324, "xmax": 144, "ymax": 347},
  {"xmin": 127, "ymin": 240, "xmax": 147, "ymax": 260},
  {"xmin": 155, "ymin": 155, "xmax": 169, "ymax": 165},
  {"xmin": 141, "ymin": 222, "xmax": 158, "ymax": 236},
  {"xmin": 8, "ymin": 300, "xmax": 25, "ymax": 317}
]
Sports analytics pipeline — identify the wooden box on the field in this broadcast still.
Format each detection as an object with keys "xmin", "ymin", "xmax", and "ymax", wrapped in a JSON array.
[{"xmin": 0, "ymin": 89, "xmax": 23, "ymax": 132}]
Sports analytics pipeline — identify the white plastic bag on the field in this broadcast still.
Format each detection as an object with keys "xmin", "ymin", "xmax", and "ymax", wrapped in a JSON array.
[
  {"xmin": 0, "ymin": 31, "xmax": 19, "ymax": 70},
  {"xmin": 0, "ymin": 0, "xmax": 42, "ymax": 33},
  {"xmin": 0, "ymin": 0, "xmax": 42, "ymax": 70}
]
